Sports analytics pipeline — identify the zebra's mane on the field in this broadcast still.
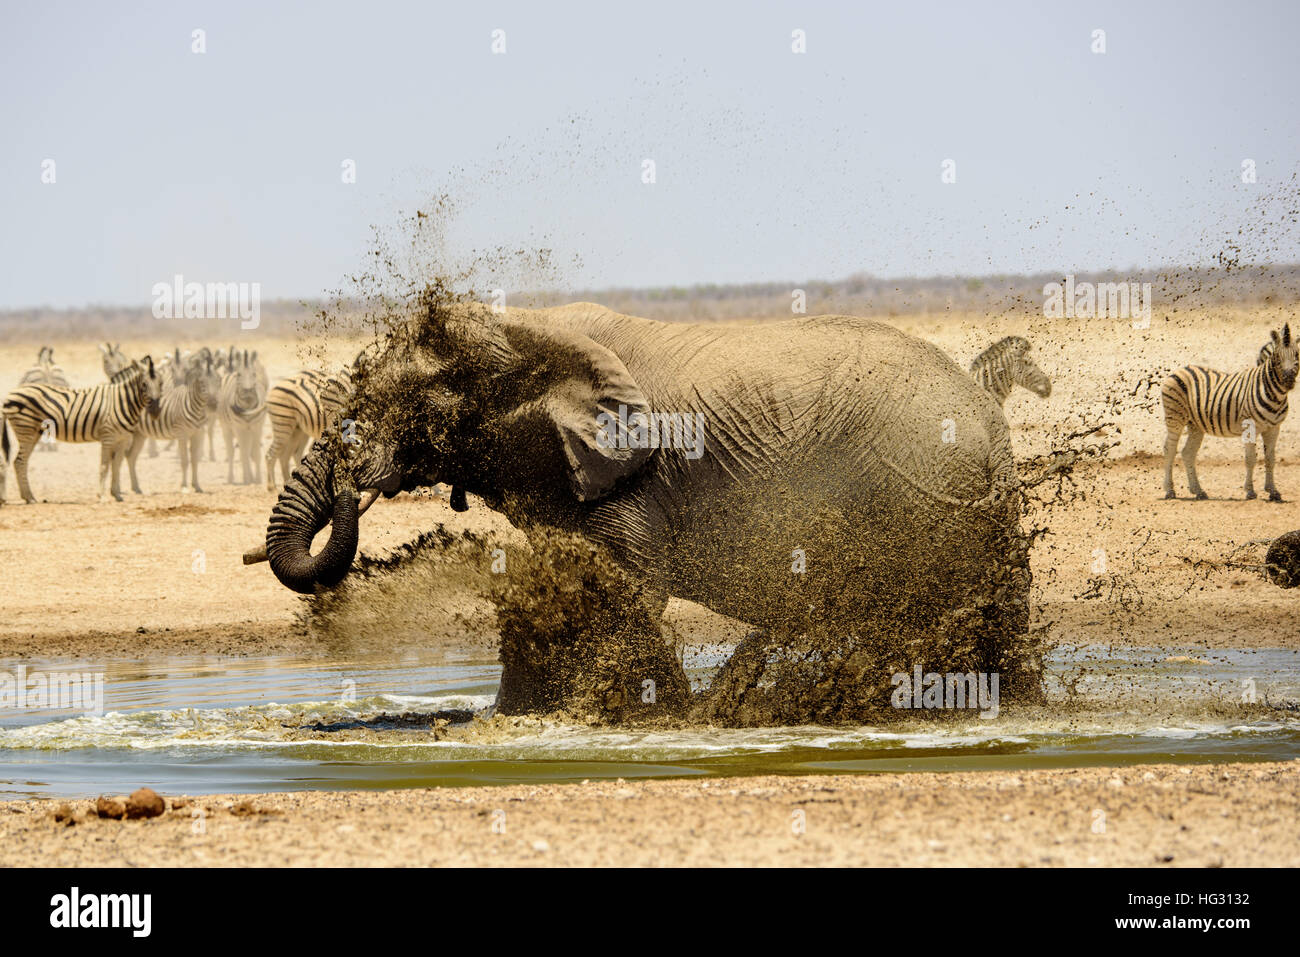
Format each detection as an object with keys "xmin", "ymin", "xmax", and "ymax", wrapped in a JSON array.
[
  {"xmin": 108, "ymin": 362, "xmax": 143, "ymax": 385},
  {"xmin": 969, "ymin": 336, "xmax": 1030, "ymax": 372}
]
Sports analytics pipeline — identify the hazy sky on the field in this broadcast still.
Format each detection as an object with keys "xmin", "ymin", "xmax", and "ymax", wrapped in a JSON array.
[{"xmin": 3, "ymin": 0, "xmax": 1299, "ymax": 308}]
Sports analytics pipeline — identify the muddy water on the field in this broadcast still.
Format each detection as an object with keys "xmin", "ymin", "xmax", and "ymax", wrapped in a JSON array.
[{"xmin": 1, "ymin": 645, "xmax": 1297, "ymax": 799}]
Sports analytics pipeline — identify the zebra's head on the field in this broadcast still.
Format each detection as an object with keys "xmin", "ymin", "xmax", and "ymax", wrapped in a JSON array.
[
  {"xmin": 1015, "ymin": 344, "xmax": 1053, "ymax": 399},
  {"xmin": 1266, "ymin": 324, "xmax": 1298, "ymax": 392},
  {"xmin": 184, "ymin": 353, "xmax": 221, "ymax": 410},
  {"xmin": 99, "ymin": 342, "xmax": 128, "ymax": 379},
  {"xmin": 974, "ymin": 336, "xmax": 1051, "ymax": 400},
  {"xmin": 135, "ymin": 356, "xmax": 164, "ymax": 415},
  {"xmin": 231, "ymin": 350, "xmax": 263, "ymax": 408}
]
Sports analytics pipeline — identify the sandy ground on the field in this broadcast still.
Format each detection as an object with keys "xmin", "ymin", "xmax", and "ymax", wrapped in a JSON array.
[
  {"xmin": 2, "ymin": 311, "xmax": 1298, "ymax": 867},
  {"xmin": 2, "ymin": 762, "xmax": 1296, "ymax": 867}
]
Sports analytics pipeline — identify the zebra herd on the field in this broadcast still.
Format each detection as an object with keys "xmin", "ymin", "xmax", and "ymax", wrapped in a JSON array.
[{"xmin": 0, "ymin": 344, "xmax": 353, "ymax": 504}]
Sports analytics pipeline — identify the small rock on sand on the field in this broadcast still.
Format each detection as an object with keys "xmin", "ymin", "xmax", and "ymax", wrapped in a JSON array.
[
  {"xmin": 96, "ymin": 796, "xmax": 126, "ymax": 820},
  {"xmin": 125, "ymin": 788, "xmax": 165, "ymax": 820}
]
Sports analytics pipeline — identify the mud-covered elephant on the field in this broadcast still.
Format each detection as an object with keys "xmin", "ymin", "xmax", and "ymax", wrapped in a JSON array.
[{"xmin": 261, "ymin": 300, "xmax": 1030, "ymax": 679}]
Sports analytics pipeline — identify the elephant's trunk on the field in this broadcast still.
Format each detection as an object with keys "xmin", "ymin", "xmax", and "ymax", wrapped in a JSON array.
[{"xmin": 265, "ymin": 447, "xmax": 360, "ymax": 594}]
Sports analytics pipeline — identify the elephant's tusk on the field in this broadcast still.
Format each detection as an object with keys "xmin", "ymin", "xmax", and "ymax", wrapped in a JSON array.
[{"xmin": 243, "ymin": 487, "xmax": 381, "ymax": 566}]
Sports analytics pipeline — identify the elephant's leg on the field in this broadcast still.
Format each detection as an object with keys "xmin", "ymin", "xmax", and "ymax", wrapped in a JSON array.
[
  {"xmin": 689, "ymin": 628, "xmax": 770, "ymax": 724},
  {"xmin": 1181, "ymin": 428, "xmax": 1207, "ymax": 499}
]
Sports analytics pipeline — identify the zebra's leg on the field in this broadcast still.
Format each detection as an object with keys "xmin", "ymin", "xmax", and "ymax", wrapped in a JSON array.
[
  {"xmin": 239, "ymin": 424, "xmax": 254, "ymax": 485},
  {"xmin": 1243, "ymin": 434, "xmax": 1258, "ymax": 499},
  {"xmin": 289, "ymin": 430, "xmax": 309, "ymax": 469},
  {"xmin": 97, "ymin": 440, "xmax": 120, "ymax": 502},
  {"xmin": 179, "ymin": 434, "xmax": 192, "ymax": 493},
  {"xmin": 239, "ymin": 425, "xmax": 253, "ymax": 485},
  {"xmin": 223, "ymin": 420, "xmax": 237, "ymax": 484},
  {"xmin": 125, "ymin": 433, "xmax": 146, "ymax": 494},
  {"xmin": 249, "ymin": 419, "xmax": 264, "ymax": 485},
  {"xmin": 1263, "ymin": 426, "xmax": 1282, "ymax": 502},
  {"xmin": 189, "ymin": 432, "xmax": 204, "ymax": 493},
  {"xmin": 265, "ymin": 427, "xmax": 284, "ymax": 492},
  {"xmin": 249, "ymin": 421, "xmax": 267, "ymax": 486},
  {"xmin": 13, "ymin": 431, "xmax": 39, "ymax": 504},
  {"xmin": 1181, "ymin": 428, "xmax": 1208, "ymax": 500},
  {"xmin": 146, "ymin": 437, "xmax": 159, "ymax": 459},
  {"xmin": 109, "ymin": 438, "xmax": 130, "ymax": 501},
  {"xmin": 1161, "ymin": 425, "xmax": 1183, "ymax": 499}
]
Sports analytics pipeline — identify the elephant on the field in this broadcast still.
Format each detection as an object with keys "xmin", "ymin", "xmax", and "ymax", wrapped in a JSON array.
[{"xmin": 260, "ymin": 300, "xmax": 1033, "ymax": 697}]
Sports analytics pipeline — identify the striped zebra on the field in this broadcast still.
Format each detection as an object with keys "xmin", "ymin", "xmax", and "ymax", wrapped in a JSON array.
[
  {"xmin": 1, "ymin": 358, "xmax": 164, "ymax": 504},
  {"xmin": 126, "ymin": 353, "xmax": 222, "ymax": 494},
  {"xmin": 218, "ymin": 348, "xmax": 269, "ymax": 485},
  {"xmin": 18, "ymin": 349, "xmax": 70, "ymax": 455},
  {"xmin": 18, "ymin": 347, "xmax": 70, "ymax": 388},
  {"xmin": 969, "ymin": 336, "xmax": 1052, "ymax": 406},
  {"xmin": 1161, "ymin": 323, "xmax": 1299, "ymax": 501},
  {"xmin": 265, "ymin": 369, "xmax": 352, "ymax": 491}
]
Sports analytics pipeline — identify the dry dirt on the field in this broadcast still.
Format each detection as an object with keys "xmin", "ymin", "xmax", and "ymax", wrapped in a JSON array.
[{"xmin": 1, "ymin": 762, "xmax": 1295, "ymax": 867}]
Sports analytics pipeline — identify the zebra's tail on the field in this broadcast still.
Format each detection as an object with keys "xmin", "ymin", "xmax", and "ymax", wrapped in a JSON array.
[{"xmin": 0, "ymin": 410, "xmax": 9, "ymax": 503}]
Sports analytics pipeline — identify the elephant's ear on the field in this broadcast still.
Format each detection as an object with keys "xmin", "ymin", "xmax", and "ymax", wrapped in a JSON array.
[{"xmin": 500, "ymin": 322, "xmax": 654, "ymax": 501}]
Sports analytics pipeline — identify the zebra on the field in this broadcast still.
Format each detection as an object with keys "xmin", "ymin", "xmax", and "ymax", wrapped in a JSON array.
[
  {"xmin": 99, "ymin": 342, "xmax": 129, "ymax": 379},
  {"xmin": 17, "ymin": 348, "xmax": 70, "ymax": 454},
  {"xmin": 968, "ymin": 336, "xmax": 1052, "ymax": 406},
  {"xmin": 1161, "ymin": 323, "xmax": 1299, "ymax": 501},
  {"xmin": 1, "ymin": 358, "xmax": 164, "ymax": 504},
  {"xmin": 126, "ymin": 352, "xmax": 222, "ymax": 494},
  {"xmin": 18, "ymin": 347, "xmax": 70, "ymax": 388},
  {"xmin": 218, "ymin": 348, "xmax": 269, "ymax": 485},
  {"xmin": 265, "ymin": 369, "xmax": 353, "ymax": 491}
]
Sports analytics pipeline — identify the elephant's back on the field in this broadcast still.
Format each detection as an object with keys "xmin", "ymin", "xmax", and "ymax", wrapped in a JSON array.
[
  {"xmin": 705, "ymin": 315, "xmax": 1010, "ymax": 504},
  {"xmin": 543, "ymin": 306, "xmax": 1008, "ymax": 496}
]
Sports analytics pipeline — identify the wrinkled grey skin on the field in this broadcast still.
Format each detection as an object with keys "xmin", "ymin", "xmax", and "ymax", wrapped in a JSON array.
[{"xmin": 265, "ymin": 303, "xmax": 1024, "ymax": 634}]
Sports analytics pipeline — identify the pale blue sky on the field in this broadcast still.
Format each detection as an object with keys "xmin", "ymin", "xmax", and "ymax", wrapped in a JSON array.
[{"xmin": 2, "ymin": 0, "xmax": 1298, "ymax": 308}]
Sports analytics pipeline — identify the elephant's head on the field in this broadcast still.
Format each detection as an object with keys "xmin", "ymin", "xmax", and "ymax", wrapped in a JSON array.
[{"xmin": 264, "ymin": 301, "xmax": 653, "ymax": 594}]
